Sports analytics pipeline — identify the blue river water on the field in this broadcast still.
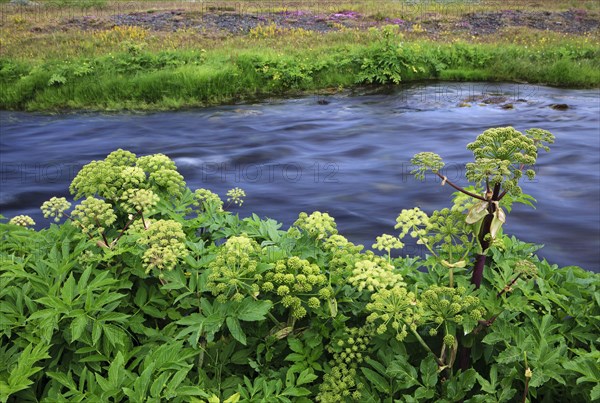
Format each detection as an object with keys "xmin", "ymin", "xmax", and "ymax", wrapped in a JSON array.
[{"xmin": 1, "ymin": 82, "xmax": 599, "ymax": 270}]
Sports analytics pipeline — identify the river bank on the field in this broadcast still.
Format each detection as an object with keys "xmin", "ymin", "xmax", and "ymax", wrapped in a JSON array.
[{"xmin": 1, "ymin": 1, "xmax": 599, "ymax": 111}]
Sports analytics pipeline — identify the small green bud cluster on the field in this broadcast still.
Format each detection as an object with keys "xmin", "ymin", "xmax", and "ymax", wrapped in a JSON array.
[
  {"xmin": 294, "ymin": 211, "xmax": 337, "ymax": 240},
  {"xmin": 348, "ymin": 258, "xmax": 405, "ymax": 292},
  {"xmin": 443, "ymin": 334, "xmax": 456, "ymax": 347},
  {"xmin": 121, "ymin": 166, "xmax": 146, "ymax": 188},
  {"xmin": 426, "ymin": 208, "xmax": 472, "ymax": 255},
  {"xmin": 194, "ymin": 188, "xmax": 224, "ymax": 211},
  {"xmin": 41, "ymin": 197, "xmax": 72, "ymax": 222},
  {"xmin": 366, "ymin": 285, "xmax": 422, "ymax": 341},
  {"xmin": 136, "ymin": 153, "xmax": 177, "ymax": 172},
  {"xmin": 120, "ymin": 188, "xmax": 159, "ymax": 213},
  {"xmin": 317, "ymin": 327, "xmax": 371, "ymax": 403},
  {"xmin": 466, "ymin": 158, "xmax": 513, "ymax": 189},
  {"xmin": 226, "ymin": 187, "xmax": 246, "ymax": 207},
  {"xmin": 421, "ymin": 286, "xmax": 485, "ymax": 326},
  {"xmin": 372, "ymin": 234, "xmax": 404, "ymax": 253},
  {"xmin": 323, "ymin": 234, "xmax": 364, "ymax": 279},
  {"xmin": 525, "ymin": 128, "xmax": 554, "ymax": 152},
  {"xmin": 71, "ymin": 197, "xmax": 117, "ymax": 236},
  {"xmin": 263, "ymin": 256, "xmax": 328, "ymax": 319},
  {"xmin": 9, "ymin": 215, "xmax": 35, "ymax": 227},
  {"xmin": 411, "ymin": 152, "xmax": 445, "ymax": 180},
  {"xmin": 395, "ymin": 207, "xmax": 429, "ymax": 240},
  {"xmin": 105, "ymin": 149, "xmax": 137, "ymax": 166},
  {"xmin": 137, "ymin": 219, "xmax": 187, "ymax": 273},
  {"xmin": 515, "ymin": 260, "xmax": 538, "ymax": 279},
  {"xmin": 207, "ymin": 235, "xmax": 261, "ymax": 302},
  {"xmin": 70, "ymin": 160, "xmax": 125, "ymax": 200},
  {"xmin": 149, "ymin": 168, "xmax": 185, "ymax": 198}
]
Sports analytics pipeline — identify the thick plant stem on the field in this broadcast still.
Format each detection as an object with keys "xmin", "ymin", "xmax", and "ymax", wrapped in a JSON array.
[{"xmin": 472, "ymin": 254, "xmax": 487, "ymax": 289}]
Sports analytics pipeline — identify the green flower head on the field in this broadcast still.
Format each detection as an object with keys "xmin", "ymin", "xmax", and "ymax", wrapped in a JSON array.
[
  {"xmin": 9, "ymin": 215, "xmax": 35, "ymax": 227},
  {"xmin": 194, "ymin": 188, "xmax": 224, "ymax": 211},
  {"xmin": 366, "ymin": 285, "xmax": 421, "ymax": 341},
  {"xmin": 137, "ymin": 219, "xmax": 187, "ymax": 273},
  {"xmin": 411, "ymin": 152, "xmax": 445, "ymax": 180},
  {"xmin": 71, "ymin": 197, "xmax": 117, "ymax": 235},
  {"xmin": 226, "ymin": 187, "xmax": 246, "ymax": 207},
  {"xmin": 294, "ymin": 211, "xmax": 337, "ymax": 240},
  {"xmin": 372, "ymin": 234, "xmax": 404, "ymax": 252},
  {"xmin": 41, "ymin": 197, "xmax": 72, "ymax": 222}
]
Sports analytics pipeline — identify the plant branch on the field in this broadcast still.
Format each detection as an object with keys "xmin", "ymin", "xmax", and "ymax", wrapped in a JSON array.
[
  {"xmin": 113, "ymin": 210, "xmax": 142, "ymax": 245},
  {"xmin": 410, "ymin": 327, "xmax": 445, "ymax": 368},
  {"xmin": 497, "ymin": 273, "xmax": 522, "ymax": 298},
  {"xmin": 435, "ymin": 173, "xmax": 486, "ymax": 201}
]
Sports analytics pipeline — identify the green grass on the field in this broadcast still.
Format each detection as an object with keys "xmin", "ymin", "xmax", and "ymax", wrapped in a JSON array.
[{"xmin": 1, "ymin": 36, "xmax": 598, "ymax": 111}]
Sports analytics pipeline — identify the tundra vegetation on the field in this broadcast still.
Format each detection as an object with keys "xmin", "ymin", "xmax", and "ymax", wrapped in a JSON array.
[{"xmin": 1, "ymin": 127, "xmax": 599, "ymax": 402}]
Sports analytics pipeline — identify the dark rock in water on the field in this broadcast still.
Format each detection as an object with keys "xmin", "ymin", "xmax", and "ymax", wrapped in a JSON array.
[
  {"xmin": 550, "ymin": 103, "xmax": 569, "ymax": 110},
  {"xmin": 501, "ymin": 103, "xmax": 514, "ymax": 109},
  {"xmin": 317, "ymin": 99, "xmax": 330, "ymax": 105},
  {"xmin": 463, "ymin": 94, "xmax": 508, "ymax": 104}
]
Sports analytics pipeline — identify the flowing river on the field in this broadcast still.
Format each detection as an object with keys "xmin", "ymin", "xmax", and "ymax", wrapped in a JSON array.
[{"xmin": 1, "ymin": 82, "xmax": 599, "ymax": 271}]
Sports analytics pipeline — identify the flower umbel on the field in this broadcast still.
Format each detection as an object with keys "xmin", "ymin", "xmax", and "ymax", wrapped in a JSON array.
[
  {"xmin": 226, "ymin": 187, "xmax": 246, "ymax": 207},
  {"xmin": 295, "ymin": 211, "xmax": 338, "ymax": 240},
  {"xmin": 71, "ymin": 197, "xmax": 117, "ymax": 236},
  {"xmin": 41, "ymin": 197, "xmax": 72, "ymax": 222},
  {"xmin": 366, "ymin": 285, "xmax": 422, "ymax": 341},
  {"xmin": 9, "ymin": 215, "xmax": 35, "ymax": 227},
  {"xmin": 137, "ymin": 219, "xmax": 187, "ymax": 273}
]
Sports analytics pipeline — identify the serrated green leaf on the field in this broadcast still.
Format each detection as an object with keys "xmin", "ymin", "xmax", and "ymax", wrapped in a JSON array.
[
  {"xmin": 236, "ymin": 300, "xmax": 272, "ymax": 322},
  {"xmin": 47, "ymin": 371, "xmax": 77, "ymax": 391},
  {"xmin": 226, "ymin": 317, "xmax": 246, "ymax": 345},
  {"xmin": 95, "ymin": 373, "xmax": 111, "ymax": 392},
  {"xmin": 288, "ymin": 338, "xmax": 303, "ymax": 354},
  {"xmin": 297, "ymin": 368, "xmax": 318, "ymax": 386},
  {"xmin": 388, "ymin": 356, "xmax": 419, "ymax": 389},
  {"xmin": 282, "ymin": 387, "xmax": 311, "ymax": 397},
  {"xmin": 92, "ymin": 320, "xmax": 102, "ymax": 344},
  {"xmin": 77, "ymin": 267, "xmax": 92, "ymax": 292},
  {"xmin": 70, "ymin": 315, "xmax": 88, "ymax": 343},
  {"xmin": 103, "ymin": 324, "xmax": 126, "ymax": 347},
  {"xmin": 361, "ymin": 367, "xmax": 389, "ymax": 394},
  {"xmin": 98, "ymin": 312, "xmax": 130, "ymax": 323},
  {"xmin": 108, "ymin": 352, "xmax": 125, "ymax": 387},
  {"xmin": 420, "ymin": 355, "xmax": 438, "ymax": 388},
  {"xmin": 285, "ymin": 353, "xmax": 305, "ymax": 362},
  {"xmin": 61, "ymin": 274, "xmax": 76, "ymax": 305},
  {"xmin": 150, "ymin": 372, "xmax": 171, "ymax": 398}
]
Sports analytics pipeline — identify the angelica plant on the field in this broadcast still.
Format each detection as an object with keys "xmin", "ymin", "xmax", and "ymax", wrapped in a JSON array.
[{"xmin": 411, "ymin": 127, "xmax": 554, "ymax": 288}]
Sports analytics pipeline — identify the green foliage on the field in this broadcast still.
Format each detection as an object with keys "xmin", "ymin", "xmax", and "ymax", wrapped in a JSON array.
[
  {"xmin": 2, "ymin": 35, "xmax": 598, "ymax": 111},
  {"xmin": 1, "ymin": 143, "xmax": 598, "ymax": 402}
]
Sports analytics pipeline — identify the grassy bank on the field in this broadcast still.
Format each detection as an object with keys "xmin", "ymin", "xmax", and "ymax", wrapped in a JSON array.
[{"xmin": 1, "ymin": 1, "xmax": 599, "ymax": 111}]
